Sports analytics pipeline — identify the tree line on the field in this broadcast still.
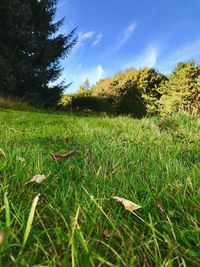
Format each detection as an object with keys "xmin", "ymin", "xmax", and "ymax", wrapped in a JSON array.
[
  {"xmin": 61, "ymin": 61, "xmax": 200, "ymax": 116},
  {"xmin": 0, "ymin": 1, "xmax": 199, "ymax": 116}
]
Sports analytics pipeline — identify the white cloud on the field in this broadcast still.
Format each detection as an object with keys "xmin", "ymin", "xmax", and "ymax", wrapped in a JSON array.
[
  {"xmin": 78, "ymin": 31, "xmax": 96, "ymax": 47},
  {"xmin": 158, "ymin": 38, "xmax": 200, "ymax": 73},
  {"xmin": 125, "ymin": 44, "xmax": 160, "ymax": 69},
  {"xmin": 77, "ymin": 65, "xmax": 103, "ymax": 86},
  {"xmin": 92, "ymin": 34, "xmax": 103, "ymax": 46},
  {"xmin": 96, "ymin": 65, "xmax": 104, "ymax": 80},
  {"xmin": 114, "ymin": 23, "xmax": 137, "ymax": 51},
  {"xmin": 169, "ymin": 39, "xmax": 200, "ymax": 63},
  {"xmin": 68, "ymin": 31, "xmax": 96, "ymax": 57},
  {"xmin": 64, "ymin": 65, "xmax": 104, "ymax": 93}
]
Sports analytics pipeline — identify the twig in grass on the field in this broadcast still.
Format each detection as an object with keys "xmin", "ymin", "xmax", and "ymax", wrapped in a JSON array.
[{"xmin": 51, "ymin": 150, "xmax": 77, "ymax": 161}]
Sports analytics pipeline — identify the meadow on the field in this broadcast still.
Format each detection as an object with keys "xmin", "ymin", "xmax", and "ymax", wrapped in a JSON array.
[{"xmin": 0, "ymin": 108, "xmax": 199, "ymax": 266}]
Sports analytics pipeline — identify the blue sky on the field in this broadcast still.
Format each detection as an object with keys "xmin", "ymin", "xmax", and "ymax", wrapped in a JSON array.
[{"xmin": 56, "ymin": 0, "xmax": 200, "ymax": 92}]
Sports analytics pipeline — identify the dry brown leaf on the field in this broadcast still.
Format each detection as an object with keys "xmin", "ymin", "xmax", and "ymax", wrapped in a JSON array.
[
  {"xmin": 113, "ymin": 196, "xmax": 141, "ymax": 211},
  {"xmin": 26, "ymin": 174, "xmax": 47, "ymax": 184},
  {"xmin": 51, "ymin": 150, "xmax": 77, "ymax": 161},
  {"xmin": 0, "ymin": 230, "xmax": 8, "ymax": 246}
]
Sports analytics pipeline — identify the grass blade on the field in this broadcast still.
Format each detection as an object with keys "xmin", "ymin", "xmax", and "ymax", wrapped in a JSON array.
[
  {"xmin": 4, "ymin": 192, "xmax": 11, "ymax": 228},
  {"xmin": 22, "ymin": 194, "xmax": 40, "ymax": 250}
]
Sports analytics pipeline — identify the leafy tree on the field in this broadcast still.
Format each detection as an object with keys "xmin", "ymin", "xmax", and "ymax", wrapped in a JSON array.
[
  {"xmin": 76, "ymin": 79, "xmax": 91, "ymax": 96},
  {"xmin": 137, "ymin": 67, "xmax": 166, "ymax": 114},
  {"xmin": 159, "ymin": 61, "xmax": 200, "ymax": 115},
  {"xmin": 91, "ymin": 69, "xmax": 146, "ymax": 116},
  {"xmin": 91, "ymin": 68, "xmax": 165, "ymax": 116},
  {"xmin": 0, "ymin": 0, "xmax": 77, "ymax": 106}
]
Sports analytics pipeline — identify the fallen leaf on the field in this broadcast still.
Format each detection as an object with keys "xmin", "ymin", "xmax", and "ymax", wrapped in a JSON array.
[
  {"xmin": 16, "ymin": 156, "xmax": 26, "ymax": 163},
  {"xmin": 51, "ymin": 150, "xmax": 77, "ymax": 161},
  {"xmin": 157, "ymin": 199, "xmax": 165, "ymax": 214},
  {"xmin": 112, "ymin": 196, "xmax": 141, "ymax": 211},
  {"xmin": 26, "ymin": 174, "xmax": 47, "ymax": 184},
  {"xmin": 103, "ymin": 229, "xmax": 110, "ymax": 239},
  {"xmin": 0, "ymin": 148, "xmax": 6, "ymax": 157},
  {"xmin": 0, "ymin": 230, "xmax": 9, "ymax": 246}
]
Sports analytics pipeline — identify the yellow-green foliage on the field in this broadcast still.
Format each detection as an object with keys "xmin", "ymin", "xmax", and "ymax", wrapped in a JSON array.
[
  {"xmin": 91, "ymin": 68, "xmax": 146, "ymax": 116},
  {"xmin": 76, "ymin": 79, "xmax": 92, "ymax": 97},
  {"xmin": 159, "ymin": 61, "xmax": 200, "ymax": 115},
  {"xmin": 91, "ymin": 67, "xmax": 165, "ymax": 116},
  {"xmin": 59, "ymin": 94, "xmax": 73, "ymax": 107},
  {"xmin": 136, "ymin": 67, "xmax": 166, "ymax": 114},
  {"xmin": 60, "ymin": 61, "xmax": 199, "ymax": 117},
  {"xmin": 92, "ymin": 68, "xmax": 139, "ymax": 98}
]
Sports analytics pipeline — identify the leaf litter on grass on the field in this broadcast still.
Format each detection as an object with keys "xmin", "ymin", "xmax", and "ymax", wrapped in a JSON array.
[
  {"xmin": 51, "ymin": 149, "xmax": 77, "ymax": 160},
  {"xmin": 26, "ymin": 174, "xmax": 48, "ymax": 184},
  {"xmin": 113, "ymin": 196, "xmax": 141, "ymax": 212}
]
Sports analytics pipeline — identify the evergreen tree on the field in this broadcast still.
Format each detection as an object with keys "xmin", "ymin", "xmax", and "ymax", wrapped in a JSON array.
[
  {"xmin": 0, "ymin": 0, "xmax": 77, "ymax": 106},
  {"xmin": 159, "ymin": 61, "xmax": 200, "ymax": 115}
]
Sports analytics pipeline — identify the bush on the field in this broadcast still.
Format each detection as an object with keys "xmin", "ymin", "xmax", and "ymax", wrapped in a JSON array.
[
  {"xmin": 0, "ymin": 97, "xmax": 35, "ymax": 111},
  {"xmin": 71, "ymin": 95, "xmax": 114, "ymax": 112}
]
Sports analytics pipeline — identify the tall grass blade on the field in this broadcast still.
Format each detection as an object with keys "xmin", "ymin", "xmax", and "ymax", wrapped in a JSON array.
[
  {"xmin": 4, "ymin": 192, "xmax": 11, "ymax": 228},
  {"xmin": 22, "ymin": 194, "xmax": 40, "ymax": 250}
]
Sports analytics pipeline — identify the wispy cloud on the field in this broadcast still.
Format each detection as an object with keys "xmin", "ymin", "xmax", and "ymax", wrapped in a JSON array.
[
  {"xmin": 69, "ymin": 31, "xmax": 96, "ymax": 57},
  {"xmin": 114, "ymin": 23, "xmax": 137, "ymax": 51},
  {"xmin": 64, "ymin": 65, "xmax": 104, "ymax": 92},
  {"xmin": 70, "ymin": 30, "xmax": 104, "ymax": 56},
  {"xmin": 169, "ymin": 39, "xmax": 200, "ymax": 63},
  {"xmin": 78, "ymin": 31, "xmax": 96, "ymax": 47},
  {"xmin": 92, "ymin": 34, "xmax": 103, "ymax": 46},
  {"xmin": 125, "ymin": 44, "xmax": 160, "ymax": 69},
  {"xmin": 158, "ymin": 38, "xmax": 200, "ymax": 73}
]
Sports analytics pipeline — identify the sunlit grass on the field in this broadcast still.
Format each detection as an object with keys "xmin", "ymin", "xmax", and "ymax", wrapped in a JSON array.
[{"xmin": 0, "ymin": 109, "xmax": 199, "ymax": 266}]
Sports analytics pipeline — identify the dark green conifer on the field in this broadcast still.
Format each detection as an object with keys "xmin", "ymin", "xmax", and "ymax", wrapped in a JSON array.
[{"xmin": 0, "ymin": 0, "xmax": 77, "ymax": 106}]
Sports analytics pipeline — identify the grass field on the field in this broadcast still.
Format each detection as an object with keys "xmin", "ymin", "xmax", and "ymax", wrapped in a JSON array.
[{"xmin": 0, "ymin": 108, "xmax": 199, "ymax": 266}]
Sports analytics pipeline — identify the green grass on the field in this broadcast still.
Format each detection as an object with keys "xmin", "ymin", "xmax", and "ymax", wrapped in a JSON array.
[{"xmin": 0, "ymin": 108, "xmax": 199, "ymax": 266}]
